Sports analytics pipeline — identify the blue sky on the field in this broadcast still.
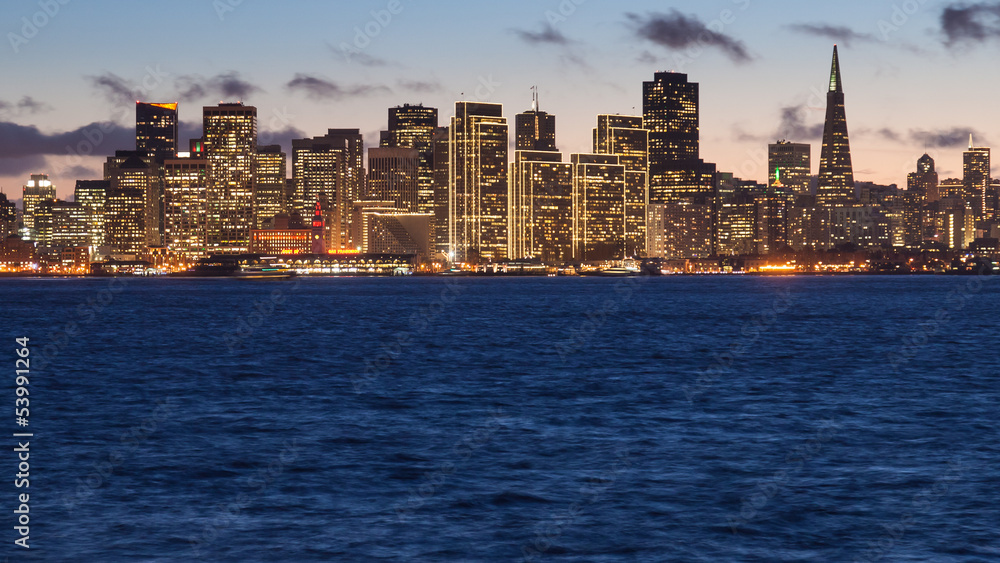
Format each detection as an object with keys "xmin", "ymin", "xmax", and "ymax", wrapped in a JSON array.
[{"xmin": 2, "ymin": 0, "xmax": 998, "ymax": 199}]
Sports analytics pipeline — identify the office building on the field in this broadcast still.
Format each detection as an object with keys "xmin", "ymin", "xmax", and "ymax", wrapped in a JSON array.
[
  {"xmin": 509, "ymin": 150, "xmax": 573, "ymax": 262},
  {"xmin": 817, "ymin": 46, "xmax": 856, "ymax": 206},
  {"xmin": 136, "ymin": 102, "xmax": 178, "ymax": 163},
  {"xmin": 594, "ymin": 114, "xmax": 649, "ymax": 256},
  {"xmin": 571, "ymin": 153, "xmax": 626, "ymax": 261},
  {"xmin": 963, "ymin": 137, "xmax": 990, "ymax": 220},
  {"xmin": 255, "ymin": 145, "xmax": 287, "ymax": 228},
  {"xmin": 21, "ymin": 174, "xmax": 57, "ymax": 241},
  {"xmin": 204, "ymin": 103, "xmax": 257, "ymax": 253},
  {"xmin": 768, "ymin": 141, "xmax": 811, "ymax": 196},
  {"xmin": 164, "ymin": 157, "xmax": 210, "ymax": 259},
  {"xmin": 367, "ymin": 147, "xmax": 419, "ymax": 212},
  {"xmin": 449, "ymin": 102, "xmax": 509, "ymax": 263},
  {"xmin": 386, "ymin": 104, "xmax": 438, "ymax": 214}
]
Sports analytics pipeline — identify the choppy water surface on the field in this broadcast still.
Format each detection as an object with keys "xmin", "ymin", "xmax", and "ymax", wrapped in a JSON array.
[{"xmin": 3, "ymin": 275, "xmax": 999, "ymax": 562}]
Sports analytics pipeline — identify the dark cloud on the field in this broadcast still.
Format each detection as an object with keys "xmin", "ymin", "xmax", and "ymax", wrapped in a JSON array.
[
  {"xmin": 776, "ymin": 105, "xmax": 825, "ymax": 140},
  {"xmin": 397, "ymin": 80, "xmax": 443, "ymax": 94},
  {"xmin": 0, "ymin": 121, "xmax": 134, "ymax": 159},
  {"xmin": 513, "ymin": 23, "xmax": 571, "ymax": 45},
  {"xmin": 256, "ymin": 126, "xmax": 308, "ymax": 152},
  {"xmin": 63, "ymin": 165, "xmax": 100, "ymax": 180},
  {"xmin": 787, "ymin": 24, "xmax": 876, "ymax": 46},
  {"xmin": 626, "ymin": 10, "xmax": 751, "ymax": 63},
  {"xmin": 87, "ymin": 72, "xmax": 141, "ymax": 106},
  {"xmin": 175, "ymin": 71, "xmax": 262, "ymax": 102},
  {"xmin": 327, "ymin": 43, "xmax": 392, "ymax": 67},
  {"xmin": 941, "ymin": 2, "xmax": 1000, "ymax": 45},
  {"xmin": 910, "ymin": 128, "xmax": 986, "ymax": 148},
  {"xmin": 0, "ymin": 96, "xmax": 51, "ymax": 116},
  {"xmin": 0, "ymin": 154, "xmax": 47, "ymax": 177},
  {"xmin": 286, "ymin": 73, "xmax": 390, "ymax": 100}
]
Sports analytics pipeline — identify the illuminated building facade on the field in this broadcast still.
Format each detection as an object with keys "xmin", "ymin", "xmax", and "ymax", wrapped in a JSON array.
[
  {"xmin": 717, "ymin": 194, "xmax": 760, "ymax": 255},
  {"xmin": 136, "ymin": 102, "xmax": 178, "ymax": 163},
  {"xmin": 164, "ymin": 157, "xmax": 209, "ymax": 258},
  {"xmin": 322, "ymin": 129, "xmax": 365, "ymax": 205},
  {"xmin": 449, "ymin": 102, "xmax": 509, "ymax": 263},
  {"xmin": 571, "ymin": 153, "xmax": 625, "ymax": 261},
  {"xmin": 0, "ymin": 192, "xmax": 15, "ymax": 238},
  {"xmin": 367, "ymin": 147, "xmax": 419, "ymax": 212},
  {"xmin": 204, "ymin": 103, "xmax": 257, "ymax": 253},
  {"xmin": 817, "ymin": 46, "xmax": 856, "ymax": 206},
  {"xmin": 648, "ymin": 201, "xmax": 713, "ymax": 259},
  {"xmin": 905, "ymin": 154, "xmax": 938, "ymax": 246},
  {"xmin": 36, "ymin": 200, "xmax": 90, "ymax": 248},
  {"xmin": 643, "ymin": 72, "xmax": 715, "ymax": 205},
  {"xmin": 311, "ymin": 200, "xmax": 327, "ymax": 254},
  {"xmin": 249, "ymin": 229, "xmax": 311, "ymax": 254},
  {"xmin": 768, "ymin": 141, "xmax": 811, "ymax": 196},
  {"xmin": 963, "ymin": 138, "xmax": 990, "ymax": 220},
  {"xmin": 21, "ymin": 174, "xmax": 57, "ymax": 240},
  {"xmin": 255, "ymin": 145, "xmax": 287, "ymax": 228},
  {"xmin": 75, "ymin": 180, "xmax": 108, "ymax": 250},
  {"xmin": 594, "ymin": 114, "xmax": 649, "ymax": 257},
  {"xmin": 104, "ymin": 183, "xmax": 146, "ymax": 259},
  {"xmin": 509, "ymin": 150, "xmax": 573, "ymax": 262},
  {"xmin": 385, "ymin": 104, "xmax": 438, "ymax": 214},
  {"xmin": 515, "ymin": 95, "xmax": 557, "ymax": 151},
  {"xmin": 104, "ymin": 151, "xmax": 157, "ymax": 248},
  {"xmin": 351, "ymin": 200, "xmax": 399, "ymax": 252},
  {"xmin": 432, "ymin": 126, "xmax": 450, "ymax": 256},
  {"xmin": 365, "ymin": 212, "xmax": 433, "ymax": 256},
  {"xmin": 292, "ymin": 136, "xmax": 349, "ymax": 251}
]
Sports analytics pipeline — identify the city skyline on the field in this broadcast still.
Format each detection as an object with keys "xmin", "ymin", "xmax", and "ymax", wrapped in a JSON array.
[{"xmin": 4, "ymin": 0, "xmax": 1000, "ymax": 201}]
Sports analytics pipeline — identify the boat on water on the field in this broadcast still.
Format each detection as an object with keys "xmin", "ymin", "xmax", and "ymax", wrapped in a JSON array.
[
  {"xmin": 233, "ymin": 264, "xmax": 296, "ymax": 280},
  {"xmin": 590, "ymin": 266, "xmax": 639, "ymax": 277}
]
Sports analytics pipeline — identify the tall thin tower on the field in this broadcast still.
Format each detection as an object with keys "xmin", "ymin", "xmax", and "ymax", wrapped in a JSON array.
[{"xmin": 816, "ymin": 46, "xmax": 855, "ymax": 207}]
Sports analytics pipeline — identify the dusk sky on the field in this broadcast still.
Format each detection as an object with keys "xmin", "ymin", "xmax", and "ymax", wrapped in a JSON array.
[{"xmin": 3, "ymin": 0, "xmax": 1000, "ymax": 200}]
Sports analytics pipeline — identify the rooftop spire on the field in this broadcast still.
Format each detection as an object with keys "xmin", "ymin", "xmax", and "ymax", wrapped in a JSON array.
[
  {"xmin": 969, "ymin": 133, "xmax": 974, "ymax": 149},
  {"xmin": 829, "ymin": 45, "xmax": 843, "ymax": 93}
]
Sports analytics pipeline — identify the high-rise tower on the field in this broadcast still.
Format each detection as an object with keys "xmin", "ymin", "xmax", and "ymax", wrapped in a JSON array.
[
  {"xmin": 136, "ymin": 102, "xmax": 178, "ymax": 164},
  {"xmin": 449, "ymin": 102, "xmax": 508, "ymax": 263},
  {"xmin": 203, "ymin": 103, "xmax": 257, "ymax": 253},
  {"xmin": 816, "ymin": 46, "xmax": 855, "ymax": 206},
  {"xmin": 963, "ymin": 136, "xmax": 990, "ymax": 220}
]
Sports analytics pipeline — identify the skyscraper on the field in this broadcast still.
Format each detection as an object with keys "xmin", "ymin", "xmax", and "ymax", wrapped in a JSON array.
[
  {"xmin": 431, "ymin": 126, "xmax": 450, "ymax": 256},
  {"xmin": 104, "ymin": 153, "xmax": 154, "ymax": 258},
  {"xmin": 509, "ymin": 150, "xmax": 572, "ymax": 262},
  {"xmin": 203, "ymin": 102, "xmax": 256, "ymax": 253},
  {"xmin": 292, "ymin": 135, "xmax": 349, "ymax": 251},
  {"xmin": 768, "ymin": 141, "xmax": 811, "ymax": 196},
  {"xmin": 255, "ymin": 145, "xmax": 287, "ymax": 228},
  {"xmin": 905, "ymin": 154, "xmax": 937, "ymax": 247},
  {"xmin": 816, "ymin": 46, "xmax": 856, "ymax": 206},
  {"xmin": 963, "ymin": 137, "xmax": 990, "ymax": 220},
  {"xmin": 21, "ymin": 174, "xmax": 56, "ymax": 241},
  {"xmin": 571, "ymin": 153, "xmax": 626, "ymax": 261},
  {"xmin": 74, "ymin": 180, "xmax": 109, "ymax": 252},
  {"xmin": 164, "ymin": 156, "xmax": 209, "ymax": 259},
  {"xmin": 367, "ymin": 147, "xmax": 419, "ymax": 212},
  {"xmin": 136, "ymin": 102, "xmax": 178, "ymax": 163},
  {"xmin": 594, "ymin": 115, "xmax": 649, "ymax": 257},
  {"xmin": 0, "ymin": 192, "xmax": 16, "ymax": 238},
  {"xmin": 642, "ymin": 72, "xmax": 715, "ymax": 205},
  {"xmin": 386, "ymin": 104, "xmax": 438, "ymax": 214},
  {"xmin": 449, "ymin": 102, "xmax": 509, "ymax": 263},
  {"xmin": 515, "ymin": 92, "xmax": 557, "ymax": 152}
]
